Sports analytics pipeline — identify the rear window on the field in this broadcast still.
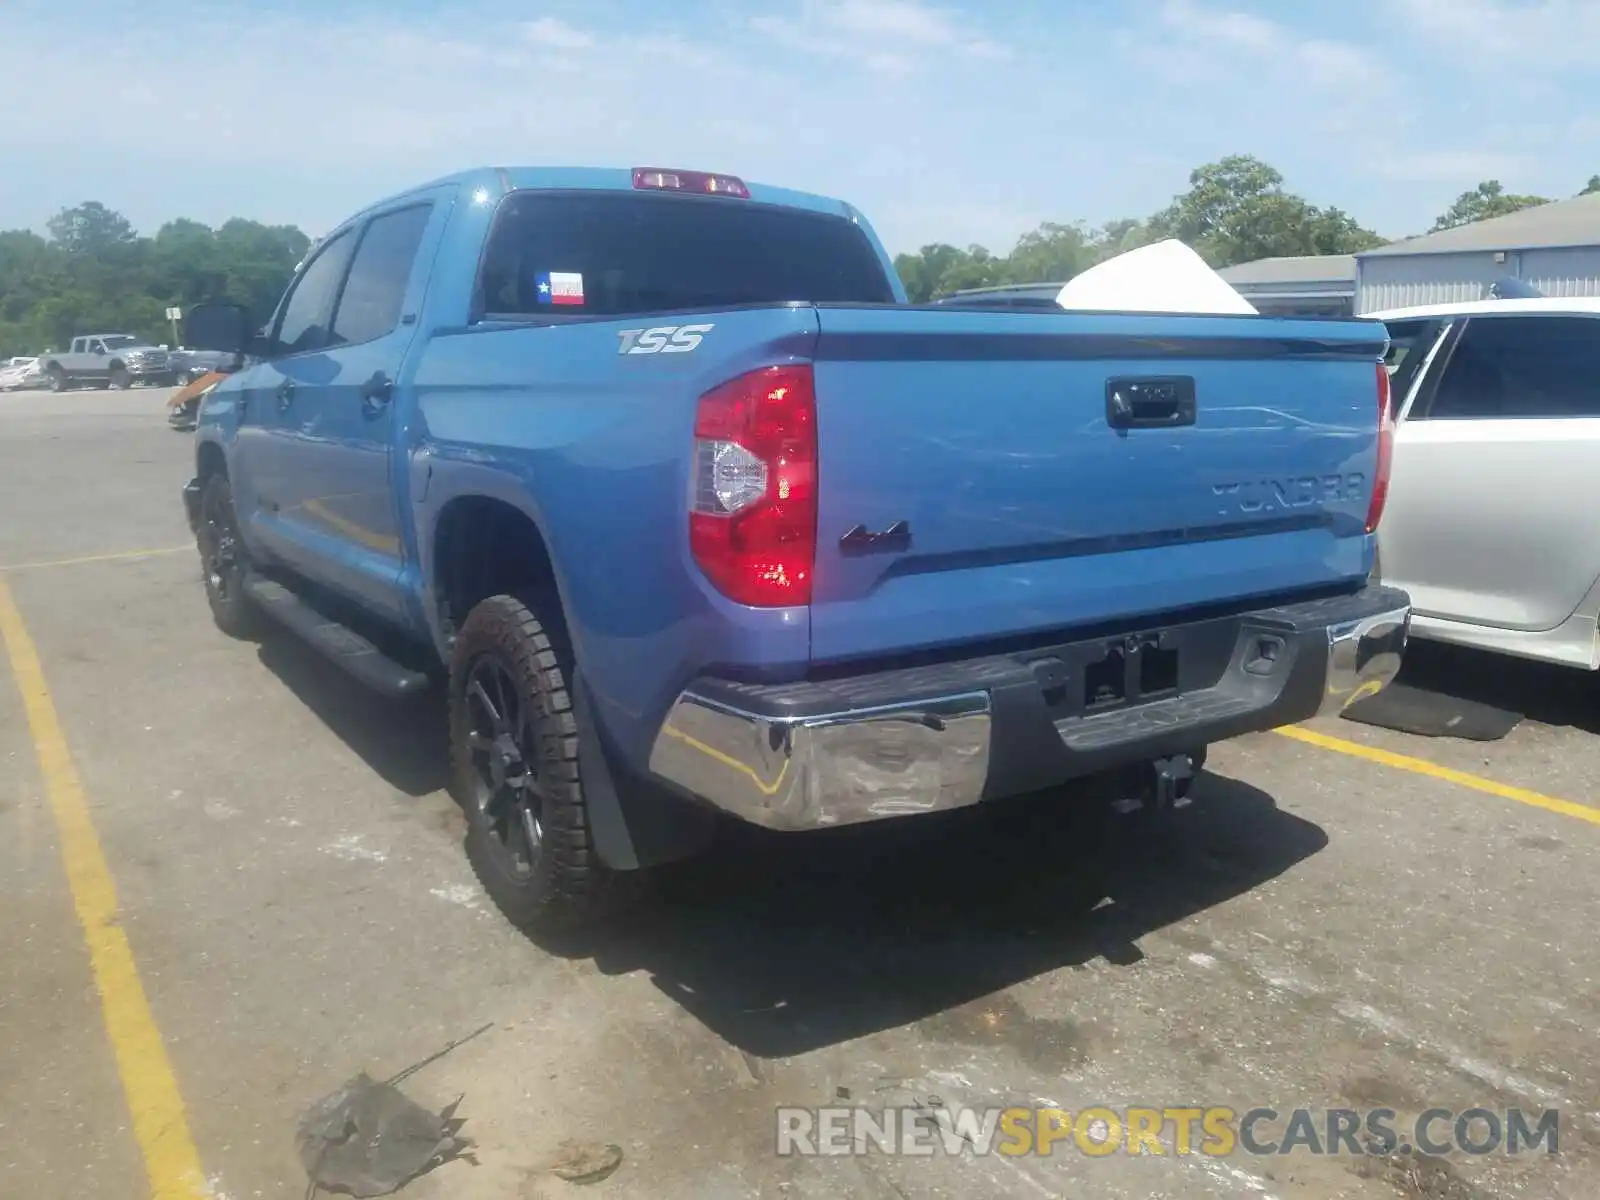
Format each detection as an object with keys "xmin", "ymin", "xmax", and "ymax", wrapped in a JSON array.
[{"xmin": 475, "ymin": 190, "xmax": 895, "ymax": 319}]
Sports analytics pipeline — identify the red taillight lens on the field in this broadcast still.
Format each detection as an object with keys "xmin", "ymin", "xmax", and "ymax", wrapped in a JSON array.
[
  {"xmin": 690, "ymin": 365, "xmax": 816, "ymax": 607},
  {"xmin": 633, "ymin": 166, "xmax": 750, "ymax": 198},
  {"xmin": 1366, "ymin": 361, "xmax": 1394, "ymax": 534}
]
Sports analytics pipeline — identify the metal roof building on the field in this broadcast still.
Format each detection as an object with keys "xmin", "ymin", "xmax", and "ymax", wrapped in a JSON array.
[
  {"xmin": 1214, "ymin": 255, "xmax": 1356, "ymax": 316},
  {"xmin": 1355, "ymin": 192, "xmax": 1600, "ymax": 314}
]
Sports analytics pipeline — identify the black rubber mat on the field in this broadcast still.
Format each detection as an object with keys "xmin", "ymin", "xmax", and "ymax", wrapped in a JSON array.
[{"xmin": 1340, "ymin": 682, "xmax": 1522, "ymax": 741}]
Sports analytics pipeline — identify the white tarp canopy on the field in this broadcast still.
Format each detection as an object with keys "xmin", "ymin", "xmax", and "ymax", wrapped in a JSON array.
[{"xmin": 1055, "ymin": 238, "xmax": 1258, "ymax": 315}]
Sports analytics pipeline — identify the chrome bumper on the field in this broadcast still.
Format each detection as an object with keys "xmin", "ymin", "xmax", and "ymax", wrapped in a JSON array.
[
  {"xmin": 1316, "ymin": 604, "xmax": 1409, "ymax": 716},
  {"xmin": 647, "ymin": 587, "xmax": 1410, "ymax": 832},
  {"xmin": 649, "ymin": 692, "xmax": 994, "ymax": 831}
]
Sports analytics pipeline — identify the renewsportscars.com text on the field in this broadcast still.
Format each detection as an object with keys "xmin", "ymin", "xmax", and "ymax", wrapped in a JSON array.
[{"xmin": 775, "ymin": 1105, "xmax": 1560, "ymax": 1159}]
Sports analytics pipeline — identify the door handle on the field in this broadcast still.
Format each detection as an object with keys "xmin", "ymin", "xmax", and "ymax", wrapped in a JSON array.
[
  {"xmin": 359, "ymin": 371, "xmax": 393, "ymax": 415},
  {"xmin": 1105, "ymin": 376, "xmax": 1197, "ymax": 430},
  {"xmin": 276, "ymin": 378, "xmax": 296, "ymax": 412}
]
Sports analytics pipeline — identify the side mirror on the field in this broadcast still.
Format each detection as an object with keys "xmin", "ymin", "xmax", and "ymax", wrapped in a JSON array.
[{"xmin": 183, "ymin": 302, "xmax": 255, "ymax": 359}]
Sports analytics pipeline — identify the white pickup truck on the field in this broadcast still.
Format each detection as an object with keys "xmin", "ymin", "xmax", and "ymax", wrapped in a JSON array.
[{"xmin": 42, "ymin": 334, "xmax": 177, "ymax": 391}]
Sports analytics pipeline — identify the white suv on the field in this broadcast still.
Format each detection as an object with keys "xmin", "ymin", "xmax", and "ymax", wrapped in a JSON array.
[{"xmin": 1369, "ymin": 296, "xmax": 1600, "ymax": 670}]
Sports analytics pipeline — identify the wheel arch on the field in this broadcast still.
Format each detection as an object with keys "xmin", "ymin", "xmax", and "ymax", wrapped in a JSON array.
[
  {"xmin": 430, "ymin": 492, "xmax": 565, "ymax": 650},
  {"xmin": 428, "ymin": 488, "xmax": 714, "ymax": 872}
]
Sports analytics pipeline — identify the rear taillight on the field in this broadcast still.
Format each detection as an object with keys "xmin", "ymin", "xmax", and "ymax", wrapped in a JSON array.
[
  {"xmin": 1366, "ymin": 361, "xmax": 1394, "ymax": 534},
  {"xmin": 690, "ymin": 365, "xmax": 817, "ymax": 607},
  {"xmin": 633, "ymin": 166, "xmax": 750, "ymax": 199}
]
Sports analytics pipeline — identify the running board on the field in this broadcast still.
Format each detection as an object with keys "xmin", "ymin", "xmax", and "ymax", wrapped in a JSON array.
[{"xmin": 243, "ymin": 574, "xmax": 431, "ymax": 698}]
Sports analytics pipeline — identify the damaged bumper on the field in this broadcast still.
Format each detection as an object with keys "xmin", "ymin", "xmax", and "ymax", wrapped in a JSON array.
[{"xmin": 647, "ymin": 585, "xmax": 1410, "ymax": 832}]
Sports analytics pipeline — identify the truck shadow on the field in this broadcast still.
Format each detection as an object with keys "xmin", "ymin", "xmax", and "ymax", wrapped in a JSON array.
[
  {"xmin": 255, "ymin": 632, "xmax": 449, "ymax": 797},
  {"xmin": 576, "ymin": 772, "xmax": 1326, "ymax": 1059},
  {"xmin": 251, "ymin": 627, "xmax": 1326, "ymax": 1059}
]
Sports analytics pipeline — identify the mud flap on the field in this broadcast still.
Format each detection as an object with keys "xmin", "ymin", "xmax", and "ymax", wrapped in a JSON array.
[
  {"xmin": 573, "ymin": 672, "xmax": 718, "ymax": 872},
  {"xmin": 182, "ymin": 477, "xmax": 202, "ymax": 533}
]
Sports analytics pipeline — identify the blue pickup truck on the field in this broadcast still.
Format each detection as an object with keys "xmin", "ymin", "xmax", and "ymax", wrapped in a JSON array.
[{"xmin": 180, "ymin": 165, "xmax": 1410, "ymax": 930}]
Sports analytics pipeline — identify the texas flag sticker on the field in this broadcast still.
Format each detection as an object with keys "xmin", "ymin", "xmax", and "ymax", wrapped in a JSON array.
[{"xmin": 535, "ymin": 271, "xmax": 585, "ymax": 306}]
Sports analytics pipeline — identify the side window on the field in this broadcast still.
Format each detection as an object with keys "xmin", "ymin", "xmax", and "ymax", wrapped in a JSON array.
[
  {"xmin": 88, "ymin": 339, "xmax": 103, "ymax": 354},
  {"xmin": 329, "ymin": 204, "xmax": 433, "ymax": 347},
  {"xmin": 270, "ymin": 230, "xmax": 356, "ymax": 358},
  {"xmin": 1426, "ymin": 316, "xmax": 1600, "ymax": 420}
]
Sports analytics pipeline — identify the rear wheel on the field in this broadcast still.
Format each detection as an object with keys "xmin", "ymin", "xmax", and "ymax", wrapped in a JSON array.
[
  {"xmin": 450, "ymin": 594, "xmax": 612, "ymax": 932},
  {"xmin": 48, "ymin": 368, "xmax": 67, "ymax": 393},
  {"xmin": 195, "ymin": 473, "xmax": 260, "ymax": 638}
]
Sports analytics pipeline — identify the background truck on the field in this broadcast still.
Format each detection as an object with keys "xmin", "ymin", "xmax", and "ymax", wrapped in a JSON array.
[
  {"xmin": 169, "ymin": 346, "xmax": 236, "ymax": 385},
  {"xmin": 43, "ymin": 334, "xmax": 176, "ymax": 390},
  {"xmin": 179, "ymin": 164, "xmax": 1411, "ymax": 931}
]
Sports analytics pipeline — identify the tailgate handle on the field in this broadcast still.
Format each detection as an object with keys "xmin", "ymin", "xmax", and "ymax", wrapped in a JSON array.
[{"xmin": 1105, "ymin": 376, "xmax": 1197, "ymax": 430}]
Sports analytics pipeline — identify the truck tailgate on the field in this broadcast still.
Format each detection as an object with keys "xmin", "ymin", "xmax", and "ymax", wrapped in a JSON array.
[{"xmin": 809, "ymin": 306, "xmax": 1389, "ymax": 664}]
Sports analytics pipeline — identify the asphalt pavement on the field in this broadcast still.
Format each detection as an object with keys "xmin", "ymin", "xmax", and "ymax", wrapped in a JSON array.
[{"xmin": 2, "ymin": 385, "xmax": 1597, "ymax": 1200}]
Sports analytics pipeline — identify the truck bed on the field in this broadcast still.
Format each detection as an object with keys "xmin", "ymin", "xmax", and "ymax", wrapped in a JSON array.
[{"xmin": 415, "ymin": 301, "xmax": 1388, "ymax": 766}]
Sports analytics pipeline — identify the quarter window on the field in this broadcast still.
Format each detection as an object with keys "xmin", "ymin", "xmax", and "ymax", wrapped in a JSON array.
[
  {"xmin": 1381, "ymin": 318, "xmax": 1446, "ymax": 414},
  {"xmin": 330, "ymin": 205, "xmax": 433, "ymax": 346},
  {"xmin": 1425, "ymin": 315, "xmax": 1600, "ymax": 419}
]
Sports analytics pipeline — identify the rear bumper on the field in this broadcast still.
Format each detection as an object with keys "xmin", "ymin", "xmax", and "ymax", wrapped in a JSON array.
[{"xmin": 647, "ymin": 585, "xmax": 1410, "ymax": 831}]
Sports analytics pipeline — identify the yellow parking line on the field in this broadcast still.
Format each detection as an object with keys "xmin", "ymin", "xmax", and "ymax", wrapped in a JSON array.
[
  {"xmin": 1276, "ymin": 724, "xmax": 1600, "ymax": 827},
  {"xmin": 0, "ymin": 578, "xmax": 208, "ymax": 1198},
  {"xmin": 0, "ymin": 546, "xmax": 190, "ymax": 573}
]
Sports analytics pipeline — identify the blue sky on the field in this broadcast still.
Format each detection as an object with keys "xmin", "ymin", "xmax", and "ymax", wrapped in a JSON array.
[{"xmin": 3, "ymin": 0, "xmax": 1597, "ymax": 255}]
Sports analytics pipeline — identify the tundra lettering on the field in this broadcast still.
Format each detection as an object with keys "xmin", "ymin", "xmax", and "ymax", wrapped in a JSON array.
[
  {"xmin": 1213, "ymin": 473, "xmax": 1366, "ymax": 516},
  {"xmin": 178, "ymin": 165, "xmax": 1410, "ymax": 933}
]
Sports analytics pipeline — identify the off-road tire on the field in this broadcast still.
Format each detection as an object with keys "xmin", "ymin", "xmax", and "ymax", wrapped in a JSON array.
[
  {"xmin": 110, "ymin": 365, "xmax": 132, "ymax": 390},
  {"xmin": 195, "ymin": 473, "xmax": 261, "ymax": 639},
  {"xmin": 48, "ymin": 368, "xmax": 67, "ymax": 393},
  {"xmin": 450, "ymin": 594, "xmax": 611, "ymax": 932}
]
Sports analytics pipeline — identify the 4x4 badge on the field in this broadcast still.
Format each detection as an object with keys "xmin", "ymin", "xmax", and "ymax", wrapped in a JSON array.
[{"xmin": 839, "ymin": 520, "xmax": 911, "ymax": 555}]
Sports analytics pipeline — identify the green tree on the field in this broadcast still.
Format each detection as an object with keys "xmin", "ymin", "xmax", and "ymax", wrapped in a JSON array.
[
  {"xmin": 932, "ymin": 245, "xmax": 1009, "ymax": 295},
  {"xmin": 1090, "ymin": 218, "xmax": 1150, "ymax": 263},
  {"xmin": 1146, "ymin": 155, "xmax": 1384, "ymax": 267},
  {"xmin": 0, "ymin": 202, "xmax": 310, "ymax": 358},
  {"xmin": 1429, "ymin": 181, "xmax": 1550, "ymax": 232},
  {"xmin": 46, "ymin": 202, "xmax": 136, "ymax": 255},
  {"xmin": 1004, "ymin": 222, "xmax": 1098, "ymax": 284},
  {"xmin": 1580, "ymin": 175, "xmax": 1600, "ymax": 196},
  {"xmin": 894, "ymin": 244, "xmax": 960, "ymax": 302},
  {"xmin": 893, "ymin": 243, "xmax": 1007, "ymax": 302}
]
